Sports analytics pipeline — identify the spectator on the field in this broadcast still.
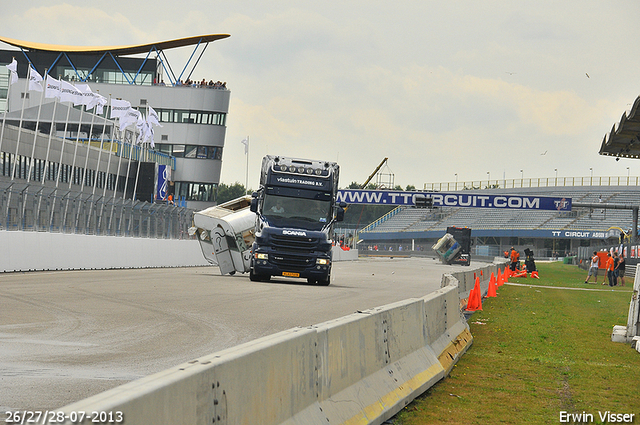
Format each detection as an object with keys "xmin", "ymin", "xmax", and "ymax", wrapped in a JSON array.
[
  {"xmin": 584, "ymin": 251, "xmax": 599, "ymax": 284},
  {"xmin": 616, "ymin": 253, "xmax": 626, "ymax": 286},
  {"xmin": 509, "ymin": 247, "xmax": 519, "ymax": 271},
  {"xmin": 605, "ymin": 253, "xmax": 615, "ymax": 286}
]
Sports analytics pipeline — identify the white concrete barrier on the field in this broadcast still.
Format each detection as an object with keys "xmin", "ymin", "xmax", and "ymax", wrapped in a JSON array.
[
  {"xmin": 611, "ymin": 264, "xmax": 640, "ymax": 345},
  {"xmin": 58, "ymin": 270, "xmax": 477, "ymax": 425},
  {"xmin": 331, "ymin": 245, "xmax": 359, "ymax": 261},
  {"xmin": 0, "ymin": 230, "xmax": 209, "ymax": 272},
  {"xmin": 0, "ymin": 231, "xmax": 357, "ymax": 273},
  {"xmin": 314, "ymin": 299, "xmax": 444, "ymax": 424}
]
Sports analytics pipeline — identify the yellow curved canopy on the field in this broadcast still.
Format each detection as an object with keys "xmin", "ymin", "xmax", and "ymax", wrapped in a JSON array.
[{"xmin": 0, "ymin": 34, "xmax": 230, "ymax": 56}]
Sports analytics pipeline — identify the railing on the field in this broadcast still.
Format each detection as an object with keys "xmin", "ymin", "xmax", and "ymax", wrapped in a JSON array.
[
  {"xmin": 359, "ymin": 206, "xmax": 404, "ymax": 233},
  {"xmin": 0, "ymin": 182, "xmax": 193, "ymax": 239},
  {"xmin": 424, "ymin": 176, "xmax": 640, "ymax": 192}
]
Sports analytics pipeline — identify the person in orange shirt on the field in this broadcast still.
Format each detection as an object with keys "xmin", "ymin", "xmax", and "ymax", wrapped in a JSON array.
[
  {"xmin": 509, "ymin": 247, "xmax": 518, "ymax": 271},
  {"xmin": 605, "ymin": 252, "xmax": 615, "ymax": 287}
]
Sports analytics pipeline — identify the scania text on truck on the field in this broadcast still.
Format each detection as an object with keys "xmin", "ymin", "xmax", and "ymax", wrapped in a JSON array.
[{"xmin": 249, "ymin": 155, "xmax": 344, "ymax": 285}]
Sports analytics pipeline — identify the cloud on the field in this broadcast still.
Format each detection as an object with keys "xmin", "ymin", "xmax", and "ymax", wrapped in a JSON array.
[{"xmin": 6, "ymin": 3, "xmax": 147, "ymax": 46}]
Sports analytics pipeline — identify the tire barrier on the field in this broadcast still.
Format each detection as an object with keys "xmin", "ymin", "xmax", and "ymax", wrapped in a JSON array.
[{"xmin": 57, "ymin": 262, "xmax": 506, "ymax": 425}]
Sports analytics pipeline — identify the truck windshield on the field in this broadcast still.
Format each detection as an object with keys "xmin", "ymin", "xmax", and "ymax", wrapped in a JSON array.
[{"xmin": 262, "ymin": 194, "xmax": 331, "ymax": 230}]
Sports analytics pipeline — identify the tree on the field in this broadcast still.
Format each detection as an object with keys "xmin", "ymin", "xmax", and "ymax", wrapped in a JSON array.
[{"xmin": 215, "ymin": 182, "xmax": 247, "ymax": 204}]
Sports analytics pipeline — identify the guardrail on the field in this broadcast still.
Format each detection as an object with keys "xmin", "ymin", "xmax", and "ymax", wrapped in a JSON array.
[
  {"xmin": 0, "ymin": 182, "xmax": 192, "ymax": 238},
  {"xmin": 57, "ymin": 260, "xmax": 508, "ymax": 425}
]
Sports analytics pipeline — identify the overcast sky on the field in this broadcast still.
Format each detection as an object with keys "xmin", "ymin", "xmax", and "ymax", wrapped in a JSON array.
[{"xmin": 3, "ymin": 1, "xmax": 640, "ymax": 190}]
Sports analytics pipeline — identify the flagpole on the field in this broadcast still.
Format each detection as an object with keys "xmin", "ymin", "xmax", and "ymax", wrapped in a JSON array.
[
  {"xmin": 26, "ymin": 67, "xmax": 46, "ymax": 184},
  {"xmin": 68, "ymin": 90, "xmax": 85, "ymax": 190},
  {"xmin": 97, "ymin": 94, "xmax": 112, "ymax": 233},
  {"xmin": 110, "ymin": 108, "xmax": 125, "ymax": 235},
  {"xmin": 23, "ymin": 67, "xmax": 46, "ymax": 221},
  {"xmin": 49, "ymin": 96, "xmax": 73, "ymax": 230},
  {"xmin": 40, "ymin": 89, "xmax": 58, "ymax": 185},
  {"xmin": 6, "ymin": 65, "xmax": 29, "ymax": 224},
  {"xmin": 0, "ymin": 57, "xmax": 16, "ymax": 160},
  {"xmin": 245, "ymin": 135, "xmax": 249, "ymax": 194},
  {"xmin": 10, "ymin": 69, "xmax": 30, "ymax": 180},
  {"xmin": 37, "ymin": 77, "xmax": 59, "ymax": 229}
]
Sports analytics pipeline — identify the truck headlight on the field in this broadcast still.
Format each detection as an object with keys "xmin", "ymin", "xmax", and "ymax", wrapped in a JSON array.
[
  {"xmin": 256, "ymin": 253, "xmax": 268, "ymax": 260},
  {"xmin": 316, "ymin": 258, "xmax": 329, "ymax": 265}
]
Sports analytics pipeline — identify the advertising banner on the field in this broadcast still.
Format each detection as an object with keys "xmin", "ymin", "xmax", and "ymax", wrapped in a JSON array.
[
  {"xmin": 336, "ymin": 190, "xmax": 572, "ymax": 211},
  {"xmin": 156, "ymin": 165, "xmax": 170, "ymax": 201}
]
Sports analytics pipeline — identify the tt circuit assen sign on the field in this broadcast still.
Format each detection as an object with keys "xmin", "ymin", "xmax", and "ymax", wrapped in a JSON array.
[{"xmin": 336, "ymin": 190, "xmax": 572, "ymax": 211}]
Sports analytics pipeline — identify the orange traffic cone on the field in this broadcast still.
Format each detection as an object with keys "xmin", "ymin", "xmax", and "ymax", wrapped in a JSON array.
[
  {"xmin": 466, "ymin": 277, "xmax": 483, "ymax": 311},
  {"xmin": 497, "ymin": 268, "xmax": 504, "ymax": 287},
  {"xmin": 504, "ymin": 267, "xmax": 510, "ymax": 283},
  {"xmin": 531, "ymin": 271, "xmax": 539, "ymax": 279},
  {"xmin": 487, "ymin": 272, "xmax": 497, "ymax": 297}
]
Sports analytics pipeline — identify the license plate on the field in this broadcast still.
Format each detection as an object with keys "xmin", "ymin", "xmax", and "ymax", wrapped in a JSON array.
[{"xmin": 282, "ymin": 272, "xmax": 300, "ymax": 277}]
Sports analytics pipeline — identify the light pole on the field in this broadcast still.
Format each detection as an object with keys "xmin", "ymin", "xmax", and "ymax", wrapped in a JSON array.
[
  {"xmin": 487, "ymin": 171, "xmax": 490, "ymax": 187},
  {"xmin": 520, "ymin": 169, "xmax": 523, "ymax": 187},
  {"xmin": 627, "ymin": 167, "xmax": 630, "ymax": 185},
  {"xmin": 554, "ymin": 168, "xmax": 557, "ymax": 186},
  {"xmin": 454, "ymin": 173, "xmax": 458, "ymax": 191},
  {"xmin": 590, "ymin": 167, "xmax": 593, "ymax": 185}
]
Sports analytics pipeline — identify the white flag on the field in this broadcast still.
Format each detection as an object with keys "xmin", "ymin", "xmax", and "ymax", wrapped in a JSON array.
[
  {"xmin": 119, "ymin": 108, "xmax": 140, "ymax": 131},
  {"xmin": 75, "ymin": 83, "xmax": 96, "ymax": 109},
  {"xmin": 146, "ymin": 123, "xmax": 155, "ymax": 148},
  {"xmin": 60, "ymin": 80, "xmax": 84, "ymax": 105},
  {"xmin": 44, "ymin": 75, "xmax": 61, "ymax": 99},
  {"xmin": 241, "ymin": 137, "xmax": 249, "ymax": 154},
  {"xmin": 147, "ymin": 106, "xmax": 162, "ymax": 127},
  {"xmin": 136, "ymin": 113, "xmax": 146, "ymax": 144},
  {"xmin": 144, "ymin": 115, "xmax": 156, "ymax": 147},
  {"xmin": 95, "ymin": 95, "xmax": 107, "ymax": 115},
  {"xmin": 110, "ymin": 98, "xmax": 131, "ymax": 119},
  {"xmin": 28, "ymin": 66, "xmax": 43, "ymax": 92},
  {"xmin": 6, "ymin": 59, "xmax": 18, "ymax": 85}
]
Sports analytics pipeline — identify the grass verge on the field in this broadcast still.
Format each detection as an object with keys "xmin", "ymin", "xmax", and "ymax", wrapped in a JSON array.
[{"xmin": 394, "ymin": 262, "xmax": 639, "ymax": 424}]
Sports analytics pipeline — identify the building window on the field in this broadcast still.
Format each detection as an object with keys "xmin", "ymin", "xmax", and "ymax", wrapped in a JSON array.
[
  {"xmin": 154, "ymin": 108, "xmax": 226, "ymax": 126},
  {"xmin": 175, "ymin": 182, "xmax": 217, "ymax": 202},
  {"xmin": 155, "ymin": 144, "xmax": 222, "ymax": 160}
]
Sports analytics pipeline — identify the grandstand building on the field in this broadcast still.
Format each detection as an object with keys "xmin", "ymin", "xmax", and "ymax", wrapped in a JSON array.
[
  {"xmin": 0, "ymin": 34, "xmax": 230, "ymax": 210},
  {"xmin": 357, "ymin": 183, "xmax": 640, "ymax": 261}
]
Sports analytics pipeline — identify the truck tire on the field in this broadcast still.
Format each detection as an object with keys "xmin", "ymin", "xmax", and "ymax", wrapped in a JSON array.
[
  {"xmin": 316, "ymin": 275, "xmax": 330, "ymax": 286},
  {"xmin": 249, "ymin": 268, "xmax": 262, "ymax": 282}
]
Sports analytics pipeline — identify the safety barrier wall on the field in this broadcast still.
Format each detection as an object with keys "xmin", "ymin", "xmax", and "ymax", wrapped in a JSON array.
[
  {"xmin": 612, "ymin": 264, "xmax": 640, "ymax": 349},
  {"xmin": 1, "ymin": 232, "xmax": 357, "ymax": 273},
  {"xmin": 58, "ymin": 263, "xmax": 491, "ymax": 424},
  {"xmin": 443, "ymin": 260, "xmax": 509, "ymax": 300},
  {"xmin": 0, "ymin": 230, "xmax": 208, "ymax": 272}
]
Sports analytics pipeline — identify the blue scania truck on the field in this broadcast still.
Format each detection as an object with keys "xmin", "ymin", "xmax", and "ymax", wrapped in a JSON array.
[{"xmin": 249, "ymin": 155, "xmax": 344, "ymax": 285}]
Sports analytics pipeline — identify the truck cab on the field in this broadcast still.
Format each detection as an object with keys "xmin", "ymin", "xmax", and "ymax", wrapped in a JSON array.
[{"xmin": 249, "ymin": 155, "xmax": 344, "ymax": 285}]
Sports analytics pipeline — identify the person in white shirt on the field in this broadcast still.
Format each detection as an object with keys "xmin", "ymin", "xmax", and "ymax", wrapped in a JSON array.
[{"xmin": 585, "ymin": 251, "xmax": 599, "ymax": 284}]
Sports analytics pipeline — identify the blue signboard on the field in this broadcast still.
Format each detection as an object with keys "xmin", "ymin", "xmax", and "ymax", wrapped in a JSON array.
[
  {"xmin": 156, "ymin": 164, "xmax": 170, "ymax": 201},
  {"xmin": 336, "ymin": 190, "xmax": 571, "ymax": 211}
]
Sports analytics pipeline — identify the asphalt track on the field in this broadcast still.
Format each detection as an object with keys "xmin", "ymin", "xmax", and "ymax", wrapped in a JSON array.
[{"xmin": 0, "ymin": 257, "xmax": 482, "ymax": 412}]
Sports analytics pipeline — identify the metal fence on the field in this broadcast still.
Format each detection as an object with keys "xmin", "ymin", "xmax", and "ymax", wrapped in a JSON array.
[
  {"xmin": 424, "ymin": 175, "xmax": 640, "ymax": 192},
  {"xmin": 1, "ymin": 182, "xmax": 194, "ymax": 239}
]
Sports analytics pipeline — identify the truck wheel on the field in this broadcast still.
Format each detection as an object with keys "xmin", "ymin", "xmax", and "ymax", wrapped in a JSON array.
[
  {"xmin": 249, "ymin": 269, "xmax": 261, "ymax": 282},
  {"xmin": 317, "ymin": 275, "xmax": 330, "ymax": 286}
]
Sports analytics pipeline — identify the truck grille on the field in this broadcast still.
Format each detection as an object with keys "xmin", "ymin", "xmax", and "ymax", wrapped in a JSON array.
[
  {"xmin": 271, "ymin": 234, "xmax": 317, "ymax": 251},
  {"xmin": 271, "ymin": 254, "xmax": 312, "ymax": 270}
]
